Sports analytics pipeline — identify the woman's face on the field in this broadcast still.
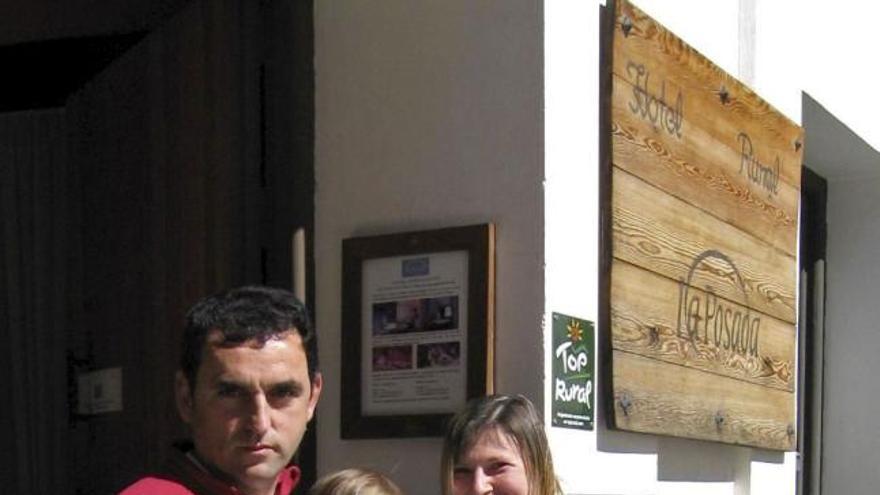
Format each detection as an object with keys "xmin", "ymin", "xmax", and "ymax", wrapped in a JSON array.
[{"xmin": 452, "ymin": 426, "xmax": 529, "ymax": 495}]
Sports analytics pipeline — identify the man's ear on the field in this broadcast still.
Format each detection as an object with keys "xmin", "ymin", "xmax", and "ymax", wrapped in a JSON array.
[
  {"xmin": 306, "ymin": 372, "xmax": 323, "ymax": 421},
  {"xmin": 175, "ymin": 371, "xmax": 194, "ymax": 425}
]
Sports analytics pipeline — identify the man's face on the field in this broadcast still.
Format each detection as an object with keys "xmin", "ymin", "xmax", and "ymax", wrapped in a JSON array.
[{"xmin": 176, "ymin": 330, "xmax": 322, "ymax": 493}]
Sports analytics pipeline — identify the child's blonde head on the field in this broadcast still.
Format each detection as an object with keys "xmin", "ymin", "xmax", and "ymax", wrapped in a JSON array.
[{"xmin": 310, "ymin": 468, "xmax": 403, "ymax": 495}]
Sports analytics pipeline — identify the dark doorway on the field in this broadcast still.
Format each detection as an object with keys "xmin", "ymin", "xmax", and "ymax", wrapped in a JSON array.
[
  {"xmin": 0, "ymin": 1, "xmax": 314, "ymax": 493},
  {"xmin": 0, "ymin": 33, "xmax": 145, "ymax": 112},
  {"xmin": 797, "ymin": 166, "xmax": 828, "ymax": 495}
]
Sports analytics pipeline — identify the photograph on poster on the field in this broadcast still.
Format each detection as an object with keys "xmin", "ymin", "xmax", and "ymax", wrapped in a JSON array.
[
  {"xmin": 417, "ymin": 341, "xmax": 461, "ymax": 369},
  {"xmin": 372, "ymin": 296, "xmax": 459, "ymax": 335},
  {"xmin": 372, "ymin": 344, "xmax": 414, "ymax": 372}
]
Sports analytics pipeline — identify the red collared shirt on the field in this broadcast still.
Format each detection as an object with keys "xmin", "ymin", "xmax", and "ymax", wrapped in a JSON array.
[{"xmin": 119, "ymin": 446, "xmax": 301, "ymax": 495}]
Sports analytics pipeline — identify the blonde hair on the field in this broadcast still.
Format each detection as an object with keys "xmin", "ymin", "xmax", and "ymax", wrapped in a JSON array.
[
  {"xmin": 310, "ymin": 468, "xmax": 403, "ymax": 495},
  {"xmin": 440, "ymin": 395, "xmax": 562, "ymax": 495}
]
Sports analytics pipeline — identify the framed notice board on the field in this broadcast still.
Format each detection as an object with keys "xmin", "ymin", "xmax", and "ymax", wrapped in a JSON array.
[
  {"xmin": 340, "ymin": 224, "xmax": 495, "ymax": 438},
  {"xmin": 601, "ymin": 0, "xmax": 802, "ymax": 450}
]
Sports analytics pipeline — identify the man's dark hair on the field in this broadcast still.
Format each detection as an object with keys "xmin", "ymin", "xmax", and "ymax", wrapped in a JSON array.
[{"xmin": 180, "ymin": 285, "xmax": 318, "ymax": 390}]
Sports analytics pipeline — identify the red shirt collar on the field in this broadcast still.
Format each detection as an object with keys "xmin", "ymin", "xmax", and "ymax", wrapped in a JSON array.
[{"xmin": 166, "ymin": 444, "xmax": 301, "ymax": 495}]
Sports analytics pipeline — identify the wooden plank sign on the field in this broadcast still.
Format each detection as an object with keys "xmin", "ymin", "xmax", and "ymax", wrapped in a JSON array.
[{"xmin": 604, "ymin": 0, "xmax": 802, "ymax": 450}]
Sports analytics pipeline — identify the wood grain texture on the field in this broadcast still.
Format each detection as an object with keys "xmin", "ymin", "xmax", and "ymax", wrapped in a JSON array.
[
  {"xmin": 611, "ymin": 74, "xmax": 799, "ymax": 255},
  {"xmin": 606, "ymin": 0, "xmax": 801, "ymax": 452},
  {"xmin": 612, "ymin": 351, "xmax": 796, "ymax": 450},
  {"xmin": 612, "ymin": 0, "xmax": 803, "ymax": 192},
  {"xmin": 611, "ymin": 260, "xmax": 795, "ymax": 391},
  {"xmin": 612, "ymin": 168, "xmax": 797, "ymax": 323}
]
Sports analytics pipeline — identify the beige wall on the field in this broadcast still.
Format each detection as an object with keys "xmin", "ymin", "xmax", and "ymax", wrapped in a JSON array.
[
  {"xmin": 314, "ymin": 2, "xmax": 543, "ymax": 493},
  {"xmin": 313, "ymin": 1, "xmax": 880, "ymax": 494}
]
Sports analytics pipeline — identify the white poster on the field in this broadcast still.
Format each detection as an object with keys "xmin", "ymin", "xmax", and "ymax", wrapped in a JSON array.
[{"xmin": 361, "ymin": 250, "xmax": 469, "ymax": 416}]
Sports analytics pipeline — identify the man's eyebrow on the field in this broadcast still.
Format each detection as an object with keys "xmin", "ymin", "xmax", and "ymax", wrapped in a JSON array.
[
  {"xmin": 214, "ymin": 379, "xmax": 249, "ymax": 390},
  {"xmin": 268, "ymin": 380, "xmax": 304, "ymax": 393},
  {"xmin": 210, "ymin": 378, "xmax": 304, "ymax": 393}
]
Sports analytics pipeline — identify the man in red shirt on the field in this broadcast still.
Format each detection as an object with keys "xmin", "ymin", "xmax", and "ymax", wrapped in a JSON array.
[{"xmin": 120, "ymin": 286, "xmax": 323, "ymax": 495}]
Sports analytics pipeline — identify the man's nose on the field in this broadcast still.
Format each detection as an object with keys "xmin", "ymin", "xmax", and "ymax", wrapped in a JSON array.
[{"xmin": 245, "ymin": 394, "xmax": 271, "ymax": 437}]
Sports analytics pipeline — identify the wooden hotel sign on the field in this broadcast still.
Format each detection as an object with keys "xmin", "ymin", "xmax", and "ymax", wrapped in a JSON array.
[{"xmin": 603, "ymin": 0, "xmax": 802, "ymax": 450}]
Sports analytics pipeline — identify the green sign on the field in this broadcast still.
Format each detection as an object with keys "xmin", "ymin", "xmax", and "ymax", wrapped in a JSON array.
[{"xmin": 551, "ymin": 312, "xmax": 594, "ymax": 430}]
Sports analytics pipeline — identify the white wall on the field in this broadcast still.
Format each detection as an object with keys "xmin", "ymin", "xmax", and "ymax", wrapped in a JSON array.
[
  {"xmin": 314, "ymin": 2, "xmax": 543, "ymax": 493},
  {"xmin": 647, "ymin": 0, "xmax": 880, "ymax": 491},
  {"xmin": 315, "ymin": 1, "xmax": 880, "ymax": 494},
  {"xmin": 755, "ymin": 1, "xmax": 880, "ymax": 492},
  {"xmin": 755, "ymin": 1, "xmax": 880, "ymax": 153},
  {"xmin": 629, "ymin": 0, "xmax": 740, "ymax": 77},
  {"xmin": 802, "ymin": 95, "xmax": 880, "ymax": 495},
  {"xmin": 545, "ymin": 1, "xmax": 793, "ymax": 494}
]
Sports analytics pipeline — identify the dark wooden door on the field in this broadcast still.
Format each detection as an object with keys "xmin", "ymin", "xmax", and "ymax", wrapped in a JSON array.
[{"xmin": 66, "ymin": 1, "xmax": 314, "ymax": 492}]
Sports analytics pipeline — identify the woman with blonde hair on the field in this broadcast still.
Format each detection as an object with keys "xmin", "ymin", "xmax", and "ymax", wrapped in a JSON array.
[
  {"xmin": 441, "ymin": 394, "xmax": 562, "ymax": 495},
  {"xmin": 310, "ymin": 468, "xmax": 403, "ymax": 495}
]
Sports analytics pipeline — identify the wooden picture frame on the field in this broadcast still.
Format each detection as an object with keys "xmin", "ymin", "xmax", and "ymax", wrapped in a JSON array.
[{"xmin": 340, "ymin": 224, "xmax": 495, "ymax": 438}]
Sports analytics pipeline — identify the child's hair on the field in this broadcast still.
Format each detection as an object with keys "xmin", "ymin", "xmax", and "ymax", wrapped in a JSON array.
[{"xmin": 309, "ymin": 468, "xmax": 403, "ymax": 495}]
